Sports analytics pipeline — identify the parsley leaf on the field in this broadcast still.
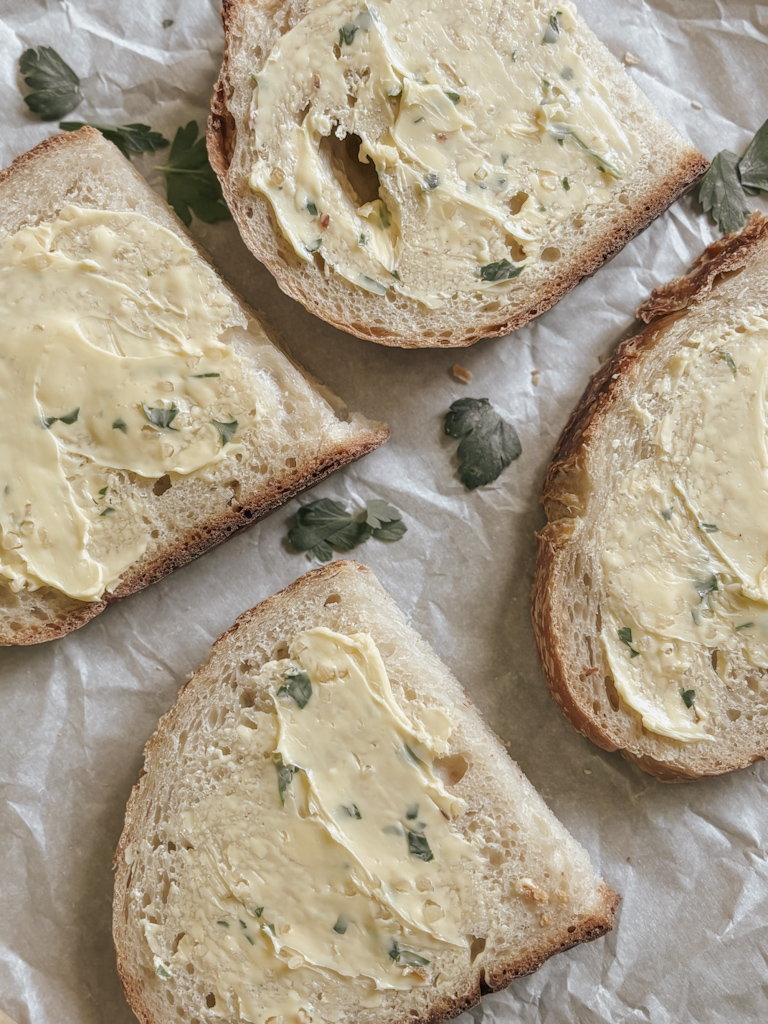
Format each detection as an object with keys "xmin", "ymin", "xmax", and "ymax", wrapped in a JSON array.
[
  {"xmin": 59, "ymin": 121, "xmax": 169, "ymax": 160},
  {"xmin": 698, "ymin": 150, "xmax": 751, "ymax": 235},
  {"xmin": 479, "ymin": 259, "xmax": 524, "ymax": 283},
  {"xmin": 617, "ymin": 626, "xmax": 640, "ymax": 658},
  {"xmin": 444, "ymin": 397, "xmax": 521, "ymax": 489},
  {"xmin": 278, "ymin": 669, "xmax": 312, "ymax": 709},
  {"xmin": 141, "ymin": 403, "xmax": 179, "ymax": 430},
  {"xmin": 212, "ymin": 419, "xmax": 238, "ymax": 446},
  {"xmin": 407, "ymin": 830, "xmax": 434, "ymax": 861},
  {"xmin": 274, "ymin": 753, "xmax": 298, "ymax": 805},
  {"xmin": 737, "ymin": 117, "xmax": 768, "ymax": 192},
  {"xmin": 155, "ymin": 121, "xmax": 231, "ymax": 226},
  {"xmin": 19, "ymin": 47, "xmax": 81, "ymax": 120},
  {"xmin": 680, "ymin": 688, "xmax": 696, "ymax": 709},
  {"xmin": 287, "ymin": 498, "xmax": 406, "ymax": 561}
]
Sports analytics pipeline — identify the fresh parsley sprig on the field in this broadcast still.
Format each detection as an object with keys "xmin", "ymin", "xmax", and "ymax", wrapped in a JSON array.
[
  {"xmin": 287, "ymin": 498, "xmax": 407, "ymax": 562},
  {"xmin": 444, "ymin": 397, "xmax": 521, "ymax": 490},
  {"xmin": 59, "ymin": 121, "xmax": 169, "ymax": 160},
  {"xmin": 699, "ymin": 118, "xmax": 768, "ymax": 234},
  {"xmin": 155, "ymin": 121, "xmax": 231, "ymax": 226},
  {"xmin": 19, "ymin": 47, "xmax": 82, "ymax": 120}
]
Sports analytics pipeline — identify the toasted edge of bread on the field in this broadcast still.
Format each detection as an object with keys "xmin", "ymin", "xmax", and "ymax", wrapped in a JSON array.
[
  {"xmin": 532, "ymin": 213, "xmax": 768, "ymax": 781},
  {"xmin": 0, "ymin": 129, "xmax": 389, "ymax": 645}
]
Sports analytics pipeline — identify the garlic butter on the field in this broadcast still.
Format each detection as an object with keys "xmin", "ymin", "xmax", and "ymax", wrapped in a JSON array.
[
  {"xmin": 0, "ymin": 206, "xmax": 261, "ymax": 601},
  {"xmin": 144, "ymin": 629, "xmax": 480, "ymax": 1024},
  {"xmin": 599, "ymin": 316, "xmax": 768, "ymax": 741},
  {"xmin": 246, "ymin": 0, "xmax": 641, "ymax": 308}
]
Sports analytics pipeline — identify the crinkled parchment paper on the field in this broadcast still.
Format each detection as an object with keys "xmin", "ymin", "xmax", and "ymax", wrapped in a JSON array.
[{"xmin": 1, "ymin": 1, "xmax": 767, "ymax": 1021}]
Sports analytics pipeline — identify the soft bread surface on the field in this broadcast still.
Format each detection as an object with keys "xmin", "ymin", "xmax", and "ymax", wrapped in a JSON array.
[
  {"xmin": 533, "ymin": 215, "xmax": 768, "ymax": 781},
  {"xmin": 209, "ymin": 0, "xmax": 706, "ymax": 348},
  {"xmin": 113, "ymin": 561, "xmax": 618, "ymax": 1024},
  {"xmin": 0, "ymin": 129, "xmax": 387, "ymax": 645}
]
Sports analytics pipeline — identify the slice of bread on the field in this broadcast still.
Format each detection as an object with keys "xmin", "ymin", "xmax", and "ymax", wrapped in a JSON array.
[
  {"xmin": 0, "ymin": 129, "xmax": 387, "ymax": 646},
  {"xmin": 533, "ymin": 214, "xmax": 768, "ymax": 781},
  {"xmin": 113, "ymin": 561, "xmax": 618, "ymax": 1024},
  {"xmin": 209, "ymin": 0, "xmax": 706, "ymax": 348}
]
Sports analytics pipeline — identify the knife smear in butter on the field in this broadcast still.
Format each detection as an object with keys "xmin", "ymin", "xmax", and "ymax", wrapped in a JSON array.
[
  {"xmin": 136, "ymin": 629, "xmax": 481, "ymax": 1023},
  {"xmin": 599, "ymin": 315, "xmax": 768, "ymax": 742},
  {"xmin": 246, "ymin": 0, "xmax": 641, "ymax": 308}
]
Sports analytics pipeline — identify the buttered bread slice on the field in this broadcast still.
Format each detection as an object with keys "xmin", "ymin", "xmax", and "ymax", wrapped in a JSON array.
[
  {"xmin": 0, "ymin": 129, "xmax": 387, "ymax": 644},
  {"xmin": 209, "ymin": 0, "xmax": 705, "ymax": 347},
  {"xmin": 114, "ymin": 561, "xmax": 617, "ymax": 1024},
  {"xmin": 533, "ymin": 215, "xmax": 768, "ymax": 780}
]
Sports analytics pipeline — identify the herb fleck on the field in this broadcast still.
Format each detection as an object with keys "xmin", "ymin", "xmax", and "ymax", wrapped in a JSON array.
[
  {"xmin": 274, "ymin": 754, "xmax": 299, "ymax": 805},
  {"xmin": 339, "ymin": 23, "xmax": 359, "ymax": 45},
  {"xmin": 423, "ymin": 171, "xmax": 440, "ymax": 191},
  {"xmin": 156, "ymin": 963, "xmax": 171, "ymax": 979},
  {"xmin": 617, "ymin": 626, "xmax": 640, "ymax": 658},
  {"xmin": 192, "ymin": 372, "xmax": 221, "ymax": 378},
  {"xmin": 98, "ymin": 487, "xmax": 108, "ymax": 496},
  {"xmin": 719, "ymin": 350, "xmax": 737, "ymax": 375},
  {"xmin": 100, "ymin": 507, "xmax": 115, "ymax": 517},
  {"xmin": 444, "ymin": 397, "xmax": 522, "ymax": 490},
  {"xmin": 254, "ymin": 907, "xmax": 264, "ymax": 917},
  {"xmin": 19, "ymin": 47, "xmax": 81, "ymax": 120},
  {"xmin": 142, "ymin": 404, "xmax": 179, "ymax": 430},
  {"xmin": 444, "ymin": 90, "xmax": 460, "ymax": 104},
  {"xmin": 212, "ymin": 418, "xmax": 238, "ymax": 446},
  {"xmin": 563, "ymin": 177, "xmax": 570, "ymax": 190},
  {"xmin": 43, "ymin": 407, "xmax": 79, "ymax": 428},
  {"xmin": 694, "ymin": 574, "xmax": 718, "ymax": 600},
  {"xmin": 342, "ymin": 803, "xmax": 362, "ymax": 819},
  {"xmin": 542, "ymin": 12, "xmax": 562, "ymax": 43},
  {"xmin": 389, "ymin": 940, "xmax": 430, "ymax": 967},
  {"xmin": 306, "ymin": 200, "xmax": 318, "ymax": 216},
  {"xmin": 333, "ymin": 915, "xmax": 349, "ymax": 934},
  {"xmin": 699, "ymin": 523, "xmax": 719, "ymax": 533},
  {"xmin": 217, "ymin": 920, "xmax": 229, "ymax": 927},
  {"xmin": 680, "ymin": 688, "xmax": 696, "ymax": 709},
  {"xmin": 162, "ymin": 18, "xmax": 174, "ymax": 28},
  {"xmin": 278, "ymin": 669, "xmax": 312, "ymax": 708},
  {"xmin": 406, "ymin": 803, "xmax": 419, "ymax": 820},
  {"xmin": 735, "ymin": 622, "xmax": 754, "ymax": 632},
  {"xmin": 661, "ymin": 508, "xmax": 673, "ymax": 521},
  {"xmin": 479, "ymin": 259, "xmax": 524, "ymax": 282},
  {"xmin": 112, "ymin": 418, "xmax": 127, "ymax": 433},
  {"xmin": 407, "ymin": 830, "xmax": 434, "ymax": 861}
]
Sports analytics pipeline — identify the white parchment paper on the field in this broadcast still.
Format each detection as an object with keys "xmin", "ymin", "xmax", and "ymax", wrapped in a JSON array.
[{"xmin": 1, "ymin": 2, "xmax": 767, "ymax": 1022}]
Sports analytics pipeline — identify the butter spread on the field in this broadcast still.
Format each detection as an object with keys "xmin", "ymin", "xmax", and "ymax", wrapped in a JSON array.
[
  {"xmin": 0, "ymin": 205, "xmax": 261, "ymax": 601},
  {"xmin": 246, "ymin": 0, "xmax": 641, "ymax": 308},
  {"xmin": 143, "ymin": 629, "xmax": 480, "ymax": 1023},
  {"xmin": 599, "ymin": 316, "xmax": 768, "ymax": 741}
]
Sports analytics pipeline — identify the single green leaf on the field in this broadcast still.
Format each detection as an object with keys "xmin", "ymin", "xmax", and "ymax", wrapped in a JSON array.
[
  {"xmin": 287, "ymin": 498, "xmax": 369, "ymax": 562},
  {"xmin": 142, "ymin": 403, "xmax": 179, "ymax": 430},
  {"xmin": 737, "ymin": 117, "xmax": 768, "ymax": 192},
  {"xmin": 19, "ymin": 47, "xmax": 81, "ymax": 120},
  {"xmin": 274, "ymin": 754, "xmax": 298, "ymax": 805},
  {"xmin": 444, "ymin": 397, "xmax": 521, "ymax": 489},
  {"xmin": 212, "ymin": 418, "xmax": 238, "ymax": 446},
  {"xmin": 278, "ymin": 669, "xmax": 312, "ymax": 708},
  {"xmin": 479, "ymin": 259, "xmax": 524, "ymax": 283},
  {"xmin": 333, "ymin": 915, "xmax": 349, "ymax": 934},
  {"xmin": 542, "ymin": 11, "xmax": 561, "ymax": 43},
  {"xmin": 155, "ymin": 121, "xmax": 231, "ymax": 226},
  {"xmin": 59, "ymin": 121, "xmax": 169, "ymax": 159},
  {"xmin": 365, "ymin": 499, "xmax": 407, "ymax": 541},
  {"xmin": 698, "ymin": 150, "xmax": 751, "ymax": 235},
  {"xmin": 407, "ymin": 830, "xmax": 434, "ymax": 861},
  {"xmin": 680, "ymin": 688, "xmax": 696, "ymax": 709},
  {"xmin": 617, "ymin": 626, "xmax": 640, "ymax": 658}
]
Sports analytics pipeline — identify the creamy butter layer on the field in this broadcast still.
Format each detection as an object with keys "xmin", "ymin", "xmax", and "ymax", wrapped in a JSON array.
[
  {"xmin": 599, "ymin": 316, "xmax": 768, "ymax": 741},
  {"xmin": 0, "ymin": 206, "xmax": 260, "ymax": 601},
  {"xmin": 140, "ymin": 629, "xmax": 480, "ymax": 1024},
  {"xmin": 246, "ymin": 0, "xmax": 641, "ymax": 308}
]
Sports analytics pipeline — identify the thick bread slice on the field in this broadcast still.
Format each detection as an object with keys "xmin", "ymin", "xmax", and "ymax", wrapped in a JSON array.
[
  {"xmin": 209, "ymin": 0, "xmax": 706, "ymax": 348},
  {"xmin": 114, "ymin": 561, "xmax": 618, "ymax": 1024},
  {"xmin": 0, "ymin": 129, "xmax": 387, "ymax": 646},
  {"xmin": 533, "ymin": 214, "xmax": 768, "ymax": 781}
]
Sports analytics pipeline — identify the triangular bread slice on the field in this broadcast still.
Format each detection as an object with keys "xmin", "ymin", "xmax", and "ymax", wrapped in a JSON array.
[
  {"xmin": 0, "ymin": 129, "xmax": 387, "ymax": 645},
  {"xmin": 209, "ymin": 0, "xmax": 705, "ymax": 347},
  {"xmin": 114, "ymin": 561, "xmax": 618, "ymax": 1024},
  {"xmin": 533, "ymin": 214, "xmax": 768, "ymax": 780}
]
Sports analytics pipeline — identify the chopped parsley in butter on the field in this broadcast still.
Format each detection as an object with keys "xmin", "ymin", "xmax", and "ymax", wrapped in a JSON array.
[
  {"xmin": 246, "ymin": 0, "xmax": 640, "ymax": 308},
  {"xmin": 0, "ymin": 206, "xmax": 260, "ymax": 602}
]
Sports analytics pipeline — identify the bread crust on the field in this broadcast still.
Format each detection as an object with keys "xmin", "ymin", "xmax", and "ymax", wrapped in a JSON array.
[
  {"xmin": 0, "ymin": 130, "xmax": 389, "ymax": 645},
  {"xmin": 208, "ymin": 0, "xmax": 707, "ymax": 349},
  {"xmin": 114, "ymin": 561, "xmax": 618, "ymax": 1023},
  {"xmin": 532, "ymin": 214, "xmax": 768, "ymax": 781}
]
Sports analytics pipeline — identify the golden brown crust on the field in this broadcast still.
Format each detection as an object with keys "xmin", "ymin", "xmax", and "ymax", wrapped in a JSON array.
[
  {"xmin": 208, "ymin": 0, "xmax": 708, "ymax": 349},
  {"xmin": 532, "ymin": 214, "xmax": 768, "ymax": 782}
]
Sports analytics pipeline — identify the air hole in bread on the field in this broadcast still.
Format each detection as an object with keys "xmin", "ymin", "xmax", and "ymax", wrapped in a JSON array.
[
  {"xmin": 592, "ymin": 699, "xmax": 602, "ymax": 715},
  {"xmin": 433, "ymin": 752, "xmax": 469, "ymax": 785},
  {"xmin": 377, "ymin": 641, "xmax": 395, "ymax": 657},
  {"xmin": 150, "ymin": 529, "xmax": 159, "ymax": 539},
  {"xmin": 604, "ymin": 674, "xmax": 620, "ymax": 711},
  {"xmin": 482, "ymin": 301, "xmax": 501, "ymax": 313},
  {"xmin": 541, "ymin": 247, "xmax": 561, "ymax": 262},
  {"xmin": 320, "ymin": 128, "xmax": 382, "ymax": 210},
  {"xmin": 618, "ymin": 192, "xmax": 630, "ymax": 206},
  {"xmin": 508, "ymin": 191, "xmax": 529, "ymax": 215},
  {"xmin": 572, "ymin": 215, "xmax": 585, "ymax": 229},
  {"xmin": 567, "ymin": 924, "xmax": 577, "ymax": 933},
  {"xmin": 285, "ymin": 457, "xmax": 297, "ymax": 468},
  {"xmin": 324, "ymin": 593, "xmax": 342, "ymax": 605},
  {"xmin": 505, "ymin": 236, "xmax": 526, "ymax": 262},
  {"xmin": 711, "ymin": 267, "xmax": 745, "ymax": 290},
  {"xmin": 274, "ymin": 642, "xmax": 289, "ymax": 659},
  {"xmin": 488, "ymin": 848, "xmax": 505, "ymax": 866},
  {"xmin": 239, "ymin": 689, "xmax": 256, "ymax": 708},
  {"xmin": 710, "ymin": 649, "xmax": 719, "ymax": 672},
  {"xmin": 747, "ymin": 676, "xmax": 761, "ymax": 693},
  {"xmin": 469, "ymin": 935, "xmax": 487, "ymax": 962},
  {"xmin": 153, "ymin": 474, "xmax": 172, "ymax": 497},
  {"xmin": 295, "ymin": 103, "xmax": 310, "ymax": 127},
  {"xmin": 205, "ymin": 994, "xmax": 216, "ymax": 1008},
  {"xmin": 31, "ymin": 608, "xmax": 49, "ymax": 621}
]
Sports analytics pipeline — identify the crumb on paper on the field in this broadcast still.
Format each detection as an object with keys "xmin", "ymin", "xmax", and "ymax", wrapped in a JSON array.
[
  {"xmin": 623, "ymin": 51, "xmax": 641, "ymax": 66},
  {"xmin": 540, "ymin": 912, "xmax": 553, "ymax": 927},
  {"xmin": 598, "ymin": 353, "xmax": 606, "ymax": 363},
  {"xmin": 531, "ymin": 369, "xmax": 541, "ymax": 386},
  {"xmin": 691, "ymin": 100, "xmax": 703, "ymax": 110},
  {"xmin": 452, "ymin": 363, "xmax": 472, "ymax": 383}
]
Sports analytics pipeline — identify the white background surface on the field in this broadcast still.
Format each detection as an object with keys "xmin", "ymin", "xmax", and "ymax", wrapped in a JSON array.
[{"xmin": 1, "ymin": 2, "xmax": 767, "ymax": 1022}]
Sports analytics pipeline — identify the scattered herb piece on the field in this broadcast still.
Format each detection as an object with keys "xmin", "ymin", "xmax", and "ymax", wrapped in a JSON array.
[
  {"xmin": 694, "ymin": 574, "xmax": 719, "ymax": 600},
  {"xmin": 661, "ymin": 508, "xmax": 673, "ymax": 521},
  {"xmin": 735, "ymin": 622, "xmax": 754, "ymax": 632},
  {"xmin": 681, "ymin": 688, "xmax": 696, "ymax": 709},
  {"xmin": 239, "ymin": 920, "xmax": 248, "ymax": 929},
  {"xmin": 100, "ymin": 507, "xmax": 115, "ymax": 516},
  {"xmin": 19, "ymin": 46, "xmax": 81, "ymax": 120},
  {"xmin": 192, "ymin": 372, "xmax": 220, "ymax": 378},
  {"xmin": 562, "ymin": 177, "xmax": 570, "ymax": 190},
  {"xmin": 444, "ymin": 90, "xmax": 460, "ymax": 104},
  {"xmin": 278, "ymin": 669, "xmax": 312, "ymax": 708},
  {"xmin": 306, "ymin": 200, "xmax": 318, "ymax": 216},
  {"xmin": 339, "ymin": 23, "xmax": 359, "ymax": 45},
  {"xmin": 549, "ymin": 123, "xmax": 621, "ymax": 176},
  {"xmin": 403, "ymin": 744, "xmax": 424, "ymax": 767},
  {"xmin": 617, "ymin": 626, "xmax": 640, "ymax": 658},
  {"xmin": 423, "ymin": 171, "xmax": 440, "ymax": 191},
  {"xmin": 444, "ymin": 397, "xmax": 522, "ymax": 490},
  {"xmin": 142, "ymin": 403, "xmax": 179, "ymax": 430},
  {"xmin": 407, "ymin": 830, "xmax": 434, "ymax": 861},
  {"xmin": 244, "ymin": 933, "xmax": 254, "ymax": 945},
  {"xmin": 43, "ymin": 407, "xmax": 79, "ymax": 428},
  {"xmin": 254, "ymin": 907, "xmax": 264, "ymax": 917},
  {"xmin": 406, "ymin": 803, "xmax": 419, "ymax": 820},
  {"xmin": 691, "ymin": 609, "xmax": 699, "ymax": 626},
  {"xmin": 287, "ymin": 497, "xmax": 407, "ymax": 561},
  {"xmin": 389, "ymin": 940, "xmax": 430, "ymax": 967},
  {"xmin": 162, "ymin": 19, "xmax": 174, "ymax": 28},
  {"xmin": 212, "ymin": 418, "xmax": 238, "ymax": 446},
  {"xmin": 265, "ymin": 922, "xmax": 276, "ymax": 935},
  {"xmin": 155, "ymin": 963, "xmax": 171, "ymax": 979},
  {"xmin": 719, "ymin": 350, "xmax": 737, "ymax": 375},
  {"xmin": 699, "ymin": 523, "xmax": 719, "ymax": 533},
  {"xmin": 98, "ymin": 487, "xmax": 108, "ymax": 496},
  {"xmin": 306, "ymin": 238, "xmax": 323, "ymax": 253},
  {"xmin": 738, "ymin": 117, "xmax": 768, "ymax": 192},
  {"xmin": 360, "ymin": 274, "xmax": 387, "ymax": 294},
  {"xmin": 342, "ymin": 803, "xmax": 362, "ymax": 819},
  {"xmin": 359, "ymin": 232, "xmax": 368, "ymax": 246},
  {"xmin": 479, "ymin": 259, "xmax": 524, "ymax": 282},
  {"xmin": 156, "ymin": 121, "xmax": 231, "ymax": 226},
  {"xmin": 274, "ymin": 754, "xmax": 298, "ymax": 805},
  {"xmin": 698, "ymin": 149, "xmax": 752, "ymax": 235},
  {"xmin": 113, "ymin": 418, "xmax": 127, "ymax": 433},
  {"xmin": 59, "ymin": 122, "xmax": 169, "ymax": 160},
  {"xmin": 333, "ymin": 915, "xmax": 349, "ymax": 934},
  {"xmin": 391, "ymin": 269, "xmax": 401, "ymax": 280},
  {"xmin": 217, "ymin": 920, "xmax": 229, "ymax": 927},
  {"xmin": 542, "ymin": 11, "xmax": 562, "ymax": 44}
]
